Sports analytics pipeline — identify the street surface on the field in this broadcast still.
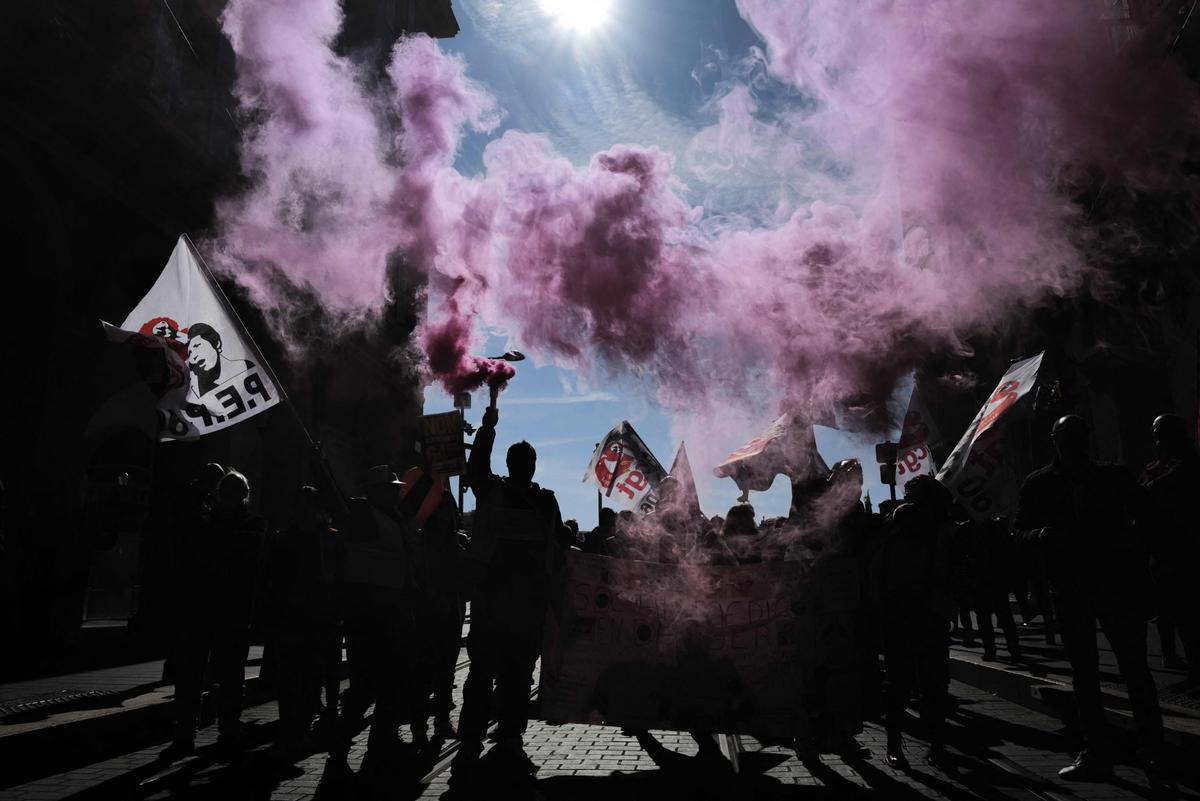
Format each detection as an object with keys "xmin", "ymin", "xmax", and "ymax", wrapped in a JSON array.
[{"xmin": 2, "ymin": 630, "xmax": 1197, "ymax": 801}]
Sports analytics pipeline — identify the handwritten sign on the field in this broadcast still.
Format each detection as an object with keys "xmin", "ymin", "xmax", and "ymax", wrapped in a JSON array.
[{"xmin": 422, "ymin": 412, "xmax": 466, "ymax": 476}]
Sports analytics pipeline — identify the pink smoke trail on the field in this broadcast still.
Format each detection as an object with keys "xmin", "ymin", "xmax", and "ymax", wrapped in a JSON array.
[{"xmin": 212, "ymin": 0, "xmax": 1200, "ymax": 421}]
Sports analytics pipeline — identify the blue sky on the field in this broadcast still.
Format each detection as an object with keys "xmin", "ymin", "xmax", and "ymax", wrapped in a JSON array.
[{"xmin": 423, "ymin": 0, "xmax": 902, "ymax": 526}]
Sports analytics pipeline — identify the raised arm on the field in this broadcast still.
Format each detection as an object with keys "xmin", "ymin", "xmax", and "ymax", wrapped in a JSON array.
[{"xmin": 468, "ymin": 406, "xmax": 501, "ymax": 500}]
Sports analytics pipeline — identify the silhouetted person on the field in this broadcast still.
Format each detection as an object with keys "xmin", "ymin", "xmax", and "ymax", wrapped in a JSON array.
[
  {"xmin": 152, "ymin": 462, "xmax": 226, "ymax": 684},
  {"xmin": 621, "ymin": 483, "xmax": 725, "ymax": 763},
  {"xmin": 563, "ymin": 517, "xmax": 582, "ymax": 549},
  {"xmin": 332, "ymin": 465, "xmax": 420, "ymax": 776},
  {"xmin": 795, "ymin": 459, "xmax": 873, "ymax": 760},
  {"xmin": 260, "ymin": 486, "xmax": 340, "ymax": 762},
  {"xmin": 721, "ymin": 502, "xmax": 761, "ymax": 564},
  {"xmin": 165, "ymin": 470, "xmax": 264, "ymax": 760},
  {"xmin": 1138, "ymin": 414, "xmax": 1200, "ymax": 687},
  {"xmin": 1015, "ymin": 415, "xmax": 1169, "ymax": 791},
  {"xmin": 451, "ymin": 406, "xmax": 565, "ymax": 781},
  {"xmin": 412, "ymin": 486, "xmax": 464, "ymax": 741},
  {"xmin": 875, "ymin": 475, "xmax": 955, "ymax": 771},
  {"xmin": 584, "ymin": 507, "xmax": 616, "ymax": 554},
  {"xmin": 644, "ymin": 475, "xmax": 708, "ymax": 563},
  {"xmin": 969, "ymin": 517, "xmax": 1021, "ymax": 662},
  {"xmin": 950, "ymin": 524, "xmax": 977, "ymax": 647}
]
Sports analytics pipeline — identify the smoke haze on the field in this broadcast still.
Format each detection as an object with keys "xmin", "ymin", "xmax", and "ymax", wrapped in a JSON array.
[{"xmin": 211, "ymin": 0, "xmax": 1199, "ymax": 419}]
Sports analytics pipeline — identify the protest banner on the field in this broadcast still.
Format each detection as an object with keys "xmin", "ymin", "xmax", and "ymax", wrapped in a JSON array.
[
  {"xmin": 936, "ymin": 353, "xmax": 1044, "ymax": 520},
  {"xmin": 583, "ymin": 422, "xmax": 666, "ymax": 514},
  {"xmin": 539, "ymin": 551, "xmax": 863, "ymax": 738},
  {"xmin": 114, "ymin": 236, "xmax": 282, "ymax": 440},
  {"xmin": 421, "ymin": 411, "xmax": 466, "ymax": 476}
]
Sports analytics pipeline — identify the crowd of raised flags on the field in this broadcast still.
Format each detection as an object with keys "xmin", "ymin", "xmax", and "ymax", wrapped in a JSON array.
[{"xmin": 101, "ymin": 235, "xmax": 1051, "ymax": 529}]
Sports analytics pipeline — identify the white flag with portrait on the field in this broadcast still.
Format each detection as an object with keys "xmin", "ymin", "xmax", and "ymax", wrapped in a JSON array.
[{"xmin": 118, "ymin": 236, "xmax": 281, "ymax": 441}]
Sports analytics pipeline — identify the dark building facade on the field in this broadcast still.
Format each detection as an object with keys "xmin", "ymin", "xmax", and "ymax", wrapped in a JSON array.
[{"xmin": 0, "ymin": 1, "xmax": 457, "ymax": 676}]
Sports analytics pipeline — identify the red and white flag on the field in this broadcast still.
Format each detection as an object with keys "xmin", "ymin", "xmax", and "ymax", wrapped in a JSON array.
[
  {"xmin": 86, "ymin": 323, "xmax": 191, "ymax": 446},
  {"xmin": 714, "ymin": 414, "xmax": 828, "ymax": 493},
  {"xmin": 112, "ymin": 236, "xmax": 282, "ymax": 441},
  {"xmin": 936, "ymin": 353, "xmax": 1044, "ymax": 520},
  {"xmin": 895, "ymin": 382, "xmax": 942, "ymax": 492},
  {"xmin": 583, "ymin": 422, "xmax": 666, "ymax": 514}
]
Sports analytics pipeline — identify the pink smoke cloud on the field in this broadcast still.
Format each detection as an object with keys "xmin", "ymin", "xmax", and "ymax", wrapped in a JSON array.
[{"xmin": 211, "ymin": 0, "xmax": 1199, "ymax": 424}]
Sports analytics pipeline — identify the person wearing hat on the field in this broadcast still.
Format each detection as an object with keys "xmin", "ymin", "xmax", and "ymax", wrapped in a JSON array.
[
  {"xmin": 1015, "ymin": 415, "xmax": 1170, "ymax": 792},
  {"xmin": 331, "ymin": 464, "xmax": 421, "ymax": 777}
]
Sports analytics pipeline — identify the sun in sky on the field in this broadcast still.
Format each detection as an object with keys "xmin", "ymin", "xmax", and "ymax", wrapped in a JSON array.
[{"xmin": 539, "ymin": 0, "xmax": 614, "ymax": 32}]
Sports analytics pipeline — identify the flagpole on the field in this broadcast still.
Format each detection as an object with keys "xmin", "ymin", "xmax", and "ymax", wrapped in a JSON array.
[
  {"xmin": 606, "ymin": 441, "xmax": 624, "ymax": 498},
  {"xmin": 181, "ymin": 233, "xmax": 315, "ymax": 448},
  {"xmin": 595, "ymin": 442, "xmax": 602, "ymax": 524}
]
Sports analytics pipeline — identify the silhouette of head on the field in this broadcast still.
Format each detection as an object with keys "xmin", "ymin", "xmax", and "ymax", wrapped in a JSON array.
[
  {"xmin": 197, "ymin": 462, "xmax": 225, "ymax": 493},
  {"xmin": 723, "ymin": 503, "xmax": 757, "ymax": 539},
  {"xmin": 293, "ymin": 485, "xmax": 329, "ymax": 531},
  {"xmin": 1050, "ymin": 415, "xmax": 1089, "ymax": 463},
  {"xmin": 507, "ymin": 440, "xmax": 537, "ymax": 484},
  {"xmin": 828, "ymin": 458, "xmax": 863, "ymax": 492},
  {"xmin": 1152, "ymin": 414, "xmax": 1190, "ymax": 459},
  {"xmin": 902, "ymin": 474, "xmax": 951, "ymax": 519},
  {"xmin": 217, "ymin": 470, "xmax": 249, "ymax": 512},
  {"xmin": 598, "ymin": 507, "xmax": 616, "ymax": 532}
]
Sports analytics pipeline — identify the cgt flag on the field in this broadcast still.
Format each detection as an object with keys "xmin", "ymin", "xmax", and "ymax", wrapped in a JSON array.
[
  {"xmin": 114, "ymin": 236, "xmax": 281, "ymax": 441},
  {"xmin": 936, "ymin": 353, "xmax": 1044, "ymax": 520},
  {"xmin": 895, "ymin": 382, "xmax": 942, "ymax": 493},
  {"xmin": 583, "ymin": 422, "xmax": 667, "ymax": 514}
]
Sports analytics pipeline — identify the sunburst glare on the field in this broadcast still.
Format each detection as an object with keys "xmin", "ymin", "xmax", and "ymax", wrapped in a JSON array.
[{"xmin": 538, "ymin": 0, "xmax": 613, "ymax": 32}]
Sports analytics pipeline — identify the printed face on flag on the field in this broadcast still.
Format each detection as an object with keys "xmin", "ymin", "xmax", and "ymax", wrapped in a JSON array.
[
  {"xmin": 594, "ymin": 442, "xmax": 637, "ymax": 489},
  {"xmin": 121, "ymin": 237, "xmax": 281, "ymax": 440},
  {"xmin": 179, "ymin": 322, "xmax": 258, "ymax": 402}
]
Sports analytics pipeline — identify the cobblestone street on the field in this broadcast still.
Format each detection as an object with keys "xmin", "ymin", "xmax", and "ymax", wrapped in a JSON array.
[{"xmin": 3, "ymin": 646, "xmax": 1196, "ymax": 801}]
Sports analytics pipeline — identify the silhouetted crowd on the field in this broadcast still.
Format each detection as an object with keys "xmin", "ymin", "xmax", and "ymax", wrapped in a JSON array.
[{"xmin": 149, "ymin": 410, "xmax": 1196, "ymax": 796}]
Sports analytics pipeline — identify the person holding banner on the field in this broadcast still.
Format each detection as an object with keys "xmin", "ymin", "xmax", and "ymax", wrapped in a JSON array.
[
  {"xmin": 1015, "ymin": 415, "xmax": 1170, "ymax": 792},
  {"xmin": 452, "ymin": 405, "xmax": 566, "ymax": 781}
]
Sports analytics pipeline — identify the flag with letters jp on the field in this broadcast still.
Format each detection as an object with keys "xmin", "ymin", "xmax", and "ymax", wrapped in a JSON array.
[
  {"xmin": 116, "ymin": 236, "xmax": 281, "ymax": 440},
  {"xmin": 583, "ymin": 422, "xmax": 666, "ymax": 514}
]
